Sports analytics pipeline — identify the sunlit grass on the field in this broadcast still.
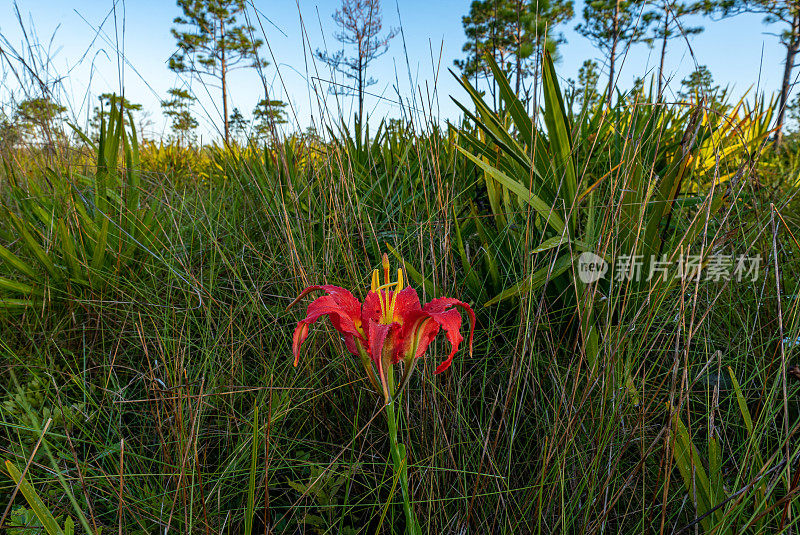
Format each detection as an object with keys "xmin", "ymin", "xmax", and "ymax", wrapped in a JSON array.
[{"xmin": 0, "ymin": 63, "xmax": 799, "ymax": 534}]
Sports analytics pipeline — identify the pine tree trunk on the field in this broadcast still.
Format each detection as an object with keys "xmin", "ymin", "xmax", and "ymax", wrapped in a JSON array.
[
  {"xmin": 221, "ymin": 19, "xmax": 229, "ymax": 145},
  {"xmin": 775, "ymin": 11, "xmax": 800, "ymax": 148},
  {"xmin": 658, "ymin": 6, "xmax": 669, "ymax": 98},
  {"xmin": 515, "ymin": 4, "xmax": 522, "ymax": 96},
  {"xmin": 607, "ymin": 0, "xmax": 620, "ymax": 107},
  {"xmin": 492, "ymin": 2, "xmax": 498, "ymax": 110},
  {"xmin": 358, "ymin": 54, "xmax": 364, "ymax": 123},
  {"xmin": 532, "ymin": 39, "xmax": 541, "ymax": 115},
  {"xmin": 474, "ymin": 33, "xmax": 479, "ymax": 88}
]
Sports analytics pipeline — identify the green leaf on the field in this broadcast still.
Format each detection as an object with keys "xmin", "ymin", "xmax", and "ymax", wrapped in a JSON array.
[
  {"xmin": 484, "ymin": 54, "xmax": 534, "ymax": 146},
  {"xmin": 0, "ymin": 276, "xmax": 39, "ymax": 296},
  {"xmin": 670, "ymin": 408, "xmax": 715, "ymax": 532},
  {"xmin": 453, "ymin": 208, "xmax": 482, "ymax": 293},
  {"xmin": 56, "ymin": 220, "xmax": 83, "ymax": 281},
  {"xmin": 0, "ymin": 242, "xmax": 38, "ymax": 280},
  {"xmin": 530, "ymin": 235, "xmax": 568, "ymax": 255},
  {"xmin": 90, "ymin": 218, "xmax": 109, "ymax": 271},
  {"xmin": 541, "ymin": 49, "xmax": 577, "ymax": 210},
  {"xmin": 485, "ymin": 253, "xmax": 573, "ymax": 307},
  {"xmin": 457, "ymin": 147, "xmax": 565, "ymax": 234},
  {"xmin": 451, "ymin": 76, "xmax": 543, "ymax": 181},
  {"xmin": 708, "ymin": 433, "xmax": 723, "ymax": 507},
  {"xmin": 7, "ymin": 212, "xmax": 60, "ymax": 281},
  {"xmin": 5, "ymin": 460, "xmax": 66, "ymax": 535},
  {"xmin": 469, "ymin": 205, "xmax": 500, "ymax": 289},
  {"xmin": 0, "ymin": 297, "xmax": 35, "ymax": 309},
  {"xmin": 727, "ymin": 367, "xmax": 753, "ymax": 436}
]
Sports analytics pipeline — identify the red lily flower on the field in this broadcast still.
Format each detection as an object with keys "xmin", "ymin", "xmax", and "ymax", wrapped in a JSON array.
[{"xmin": 288, "ymin": 254, "xmax": 475, "ymax": 400}]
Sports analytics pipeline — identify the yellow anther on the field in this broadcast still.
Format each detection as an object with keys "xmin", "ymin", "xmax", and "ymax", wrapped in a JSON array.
[
  {"xmin": 387, "ymin": 268, "xmax": 403, "ymax": 318},
  {"xmin": 371, "ymin": 269, "xmax": 379, "ymax": 292},
  {"xmin": 382, "ymin": 253, "xmax": 390, "ymax": 285},
  {"xmin": 372, "ymin": 257, "xmax": 405, "ymax": 323}
]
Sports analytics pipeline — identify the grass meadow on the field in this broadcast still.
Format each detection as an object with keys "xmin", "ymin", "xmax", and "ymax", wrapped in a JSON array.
[{"xmin": 1, "ymin": 34, "xmax": 800, "ymax": 535}]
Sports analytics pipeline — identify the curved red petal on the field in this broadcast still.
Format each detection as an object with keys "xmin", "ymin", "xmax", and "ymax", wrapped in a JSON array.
[
  {"xmin": 367, "ymin": 319, "xmax": 395, "ymax": 364},
  {"xmin": 288, "ymin": 285, "xmax": 360, "ymax": 313},
  {"xmin": 289, "ymin": 285, "xmax": 365, "ymax": 361},
  {"xmin": 398, "ymin": 297, "xmax": 476, "ymax": 374},
  {"xmin": 392, "ymin": 287, "xmax": 422, "ymax": 320},
  {"xmin": 304, "ymin": 296, "xmax": 362, "ymax": 336},
  {"xmin": 368, "ymin": 319, "xmax": 400, "ymax": 400},
  {"xmin": 292, "ymin": 322, "xmax": 310, "ymax": 366},
  {"xmin": 430, "ymin": 309, "xmax": 463, "ymax": 374},
  {"xmin": 342, "ymin": 333, "xmax": 362, "ymax": 356},
  {"xmin": 405, "ymin": 314, "xmax": 440, "ymax": 361},
  {"xmin": 423, "ymin": 297, "xmax": 476, "ymax": 357}
]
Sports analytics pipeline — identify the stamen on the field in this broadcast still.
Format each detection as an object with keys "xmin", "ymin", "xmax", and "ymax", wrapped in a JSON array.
[
  {"xmin": 372, "ymin": 257, "xmax": 403, "ymax": 323},
  {"xmin": 374, "ymin": 281, "xmax": 398, "ymax": 292},
  {"xmin": 388, "ymin": 268, "xmax": 404, "ymax": 318},
  {"xmin": 382, "ymin": 253, "xmax": 390, "ymax": 285},
  {"xmin": 374, "ymin": 282, "xmax": 394, "ymax": 321}
]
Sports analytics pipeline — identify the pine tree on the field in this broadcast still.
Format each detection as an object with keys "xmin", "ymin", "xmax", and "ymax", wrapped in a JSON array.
[
  {"xmin": 456, "ymin": 0, "xmax": 573, "ymax": 95},
  {"xmin": 316, "ymin": 0, "xmax": 397, "ymax": 121},
  {"xmin": 627, "ymin": 75, "xmax": 646, "ymax": 103},
  {"xmin": 252, "ymin": 99, "xmax": 287, "ymax": 139},
  {"xmin": 169, "ymin": 0, "xmax": 266, "ymax": 144},
  {"xmin": 576, "ymin": 59, "xmax": 601, "ymax": 111},
  {"xmin": 576, "ymin": 0, "xmax": 656, "ymax": 106},
  {"xmin": 0, "ymin": 118, "xmax": 21, "ymax": 151},
  {"xmin": 229, "ymin": 107, "xmax": 248, "ymax": 141},
  {"xmin": 13, "ymin": 97, "xmax": 67, "ymax": 145},
  {"xmin": 703, "ymin": 0, "xmax": 800, "ymax": 146},
  {"xmin": 647, "ymin": 0, "xmax": 703, "ymax": 97},
  {"xmin": 161, "ymin": 88, "xmax": 198, "ymax": 147},
  {"xmin": 525, "ymin": 0, "xmax": 574, "ymax": 98},
  {"xmin": 89, "ymin": 94, "xmax": 142, "ymax": 141},
  {"xmin": 677, "ymin": 65, "xmax": 719, "ymax": 99}
]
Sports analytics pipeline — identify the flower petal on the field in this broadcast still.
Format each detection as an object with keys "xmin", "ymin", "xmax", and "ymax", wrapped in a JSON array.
[
  {"xmin": 391, "ymin": 287, "xmax": 422, "ymax": 320},
  {"xmin": 401, "ymin": 312, "xmax": 440, "ymax": 361},
  {"xmin": 368, "ymin": 319, "xmax": 397, "ymax": 400},
  {"xmin": 362, "ymin": 291, "xmax": 383, "ymax": 325},
  {"xmin": 287, "ymin": 284, "xmax": 359, "ymax": 313},
  {"xmin": 423, "ymin": 297, "xmax": 476, "ymax": 355},
  {"xmin": 428, "ymin": 309, "xmax": 464, "ymax": 374},
  {"xmin": 366, "ymin": 319, "xmax": 396, "ymax": 363},
  {"xmin": 362, "ymin": 287, "xmax": 421, "ymax": 325},
  {"xmin": 289, "ymin": 285, "xmax": 365, "ymax": 365},
  {"xmin": 401, "ymin": 297, "xmax": 476, "ymax": 374},
  {"xmin": 292, "ymin": 322, "xmax": 310, "ymax": 366}
]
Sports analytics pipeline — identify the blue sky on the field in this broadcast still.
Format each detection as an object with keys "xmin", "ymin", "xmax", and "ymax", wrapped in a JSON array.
[{"xmin": 0, "ymin": 0, "xmax": 787, "ymax": 140}]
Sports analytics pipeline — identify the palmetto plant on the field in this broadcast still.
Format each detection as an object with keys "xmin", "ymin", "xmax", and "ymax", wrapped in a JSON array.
[
  {"xmin": 0, "ymin": 96, "xmax": 157, "ymax": 308},
  {"xmin": 452, "ymin": 52, "xmax": 772, "ymax": 369}
]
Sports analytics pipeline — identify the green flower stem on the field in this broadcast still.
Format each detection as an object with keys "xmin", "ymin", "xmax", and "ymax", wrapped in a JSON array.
[{"xmin": 385, "ymin": 374, "xmax": 419, "ymax": 534}]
